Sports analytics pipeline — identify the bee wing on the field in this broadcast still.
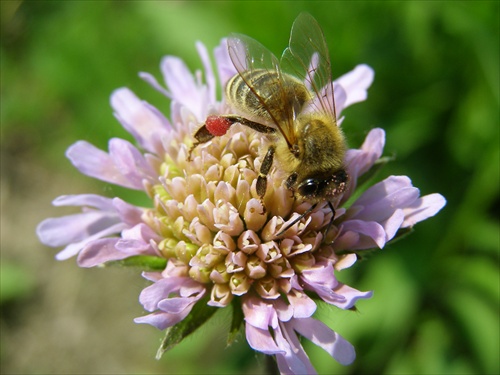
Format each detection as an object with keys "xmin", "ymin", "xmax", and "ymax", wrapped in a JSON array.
[
  {"xmin": 227, "ymin": 34, "xmax": 297, "ymax": 146},
  {"xmin": 280, "ymin": 13, "xmax": 337, "ymax": 120}
]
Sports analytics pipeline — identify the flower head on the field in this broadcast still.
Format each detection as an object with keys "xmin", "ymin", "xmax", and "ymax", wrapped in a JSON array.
[{"xmin": 37, "ymin": 37, "xmax": 445, "ymax": 374}]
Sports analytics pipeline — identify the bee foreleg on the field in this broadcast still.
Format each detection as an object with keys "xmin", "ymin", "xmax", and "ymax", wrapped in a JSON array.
[{"xmin": 256, "ymin": 145, "xmax": 275, "ymax": 199}]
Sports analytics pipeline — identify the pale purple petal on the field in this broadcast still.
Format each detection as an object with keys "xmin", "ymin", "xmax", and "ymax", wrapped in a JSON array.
[
  {"xmin": 121, "ymin": 223, "xmax": 162, "ymax": 245},
  {"xmin": 355, "ymin": 176, "xmax": 412, "ymax": 207},
  {"xmin": 196, "ymin": 41, "xmax": 216, "ymax": 104},
  {"xmin": 114, "ymin": 239, "xmax": 150, "ymax": 254},
  {"xmin": 333, "ymin": 84, "xmax": 347, "ymax": 118},
  {"xmin": 381, "ymin": 209, "xmax": 405, "ymax": 241},
  {"xmin": 112, "ymin": 198, "xmax": 145, "ymax": 226},
  {"xmin": 76, "ymin": 237, "xmax": 125, "ymax": 267},
  {"xmin": 245, "ymin": 324, "xmax": 284, "ymax": 355},
  {"xmin": 291, "ymin": 317, "xmax": 356, "ymax": 366},
  {"xmin": 272, "ymin": 298, "xmax": 294, "ymax": 322},
  {"xmin": 161, "ymin": 56, "xmax": 196, "ymax": 99},
  {"xmin": 300, "ymin": 262, "xmax": 372, "ymax": 308},
  {"xmin": 141, "ymin": 271, "xmax": 163, "ymax": 283},
  {"xmin": 242, "ymin": 295, "xmax": 278, "ymax": 330},
  {"xmin": 214, "ymin": 38, "xmax": 237, "ymax": 89},
  {"xmin": 335, "ymin": 220, "xmax": 387, "ymax": 250},
  {"xmin": 52, "ymin": 194, "xmax": 115, "ymax": 211},
  {"xmin": 138, "ymin": 277, "xmax": 186, "ymax": 312},
  {"xmin": 345, "ymin": 128, "xmax": 385, "ymax": 182},
  {"xmin": 160, "ymin": 56, "xmax": 207, "ymax": 121},
  {"xmin": 357, "ymin": 187, "xmax": 419, "ymax": 222},
  {"xmin": 66, "ymin": 141, "xmax": 134, "ymax": 188},
  {"xmin": 108, "ymin": 138, "xmax": 157, "ymax": 188},
  {"xmin": 158, "ymin": 295, "xmax": 202, "ymax": 314},
  {"xmin": 53, "ymin": 221, "xmax": 127, "ymax": 261},
  {"xmin": 37, "ymin": 211, "xmax": 119, "ymax": 247},
  {"xmin": 402, "ymin": 193, "xmax": 447, "ymax": 228},
  {"xmin": 275, "ymin": 323, "xmax": 316, "ymax": 375},
  {"xmin": 287, "ymin": 292, "xmax": 317, "ymax": 319},
  {"xmin": 134, "ymin": 311, "xmax": 187, "ymax": 330},
  {"xmin": 332, "ymin": 283, "xmax": 373, "ymax": 310},
  {"xmin": 111, "ymin": 87, "xmax": 171, "ymax": 154},
  {"xmin": 114, "ymin": 223, "xmax": 161, "ymax": 257},
  {"xmin": 335, "ymin": 64, "xmax": 374, "ymax": 109},
  {"xmin": 139, "ymin": 71, "xmax": 171, "ymax": 99}
]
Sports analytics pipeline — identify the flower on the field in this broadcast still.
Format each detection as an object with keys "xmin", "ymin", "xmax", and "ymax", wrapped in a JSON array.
[{"xmin": 37, "ymin": 39, "xmax": 446, "ymax": 374}]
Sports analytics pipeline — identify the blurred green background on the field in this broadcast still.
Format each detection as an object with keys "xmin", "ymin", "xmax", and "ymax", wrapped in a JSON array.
[{"xmin": 1, "ymin": 1, "xmax": 498, "ymax": 374}]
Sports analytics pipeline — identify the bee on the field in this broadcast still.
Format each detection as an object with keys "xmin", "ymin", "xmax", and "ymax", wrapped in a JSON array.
[{"xmin": 191, "ymin": 13, "xmax": 348, "ymax": 230}]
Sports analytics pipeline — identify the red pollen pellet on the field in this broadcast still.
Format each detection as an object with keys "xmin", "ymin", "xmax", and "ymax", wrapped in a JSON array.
[{"xmin": 205, "ymin": 115, "xmax": 232, "ymax": 136}]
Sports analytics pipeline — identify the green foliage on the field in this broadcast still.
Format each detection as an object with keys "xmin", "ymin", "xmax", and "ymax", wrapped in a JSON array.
[
  {"xmin": 107, "ymin": 255, "xmax": 167, "ymax": 271},
  {"xmin": 2, "ymin": 1, "xmax": 498, "ymax": 374}
]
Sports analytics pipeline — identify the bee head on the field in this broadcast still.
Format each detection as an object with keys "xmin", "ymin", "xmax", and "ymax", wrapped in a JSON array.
[{"xmin": 287, "ymin": 169, "xmax": 348, "ymax": 201}]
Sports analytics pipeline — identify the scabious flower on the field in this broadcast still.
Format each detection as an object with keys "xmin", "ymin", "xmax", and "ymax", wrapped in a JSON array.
[{"xmin": 37, "ymin": 39, "xmax": 446, "ymax": 374}]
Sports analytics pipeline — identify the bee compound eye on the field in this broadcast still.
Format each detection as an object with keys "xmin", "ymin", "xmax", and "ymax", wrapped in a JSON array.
[{"xmin": 298, "ymin": 179, "xmax": 319, "ymax": 197}]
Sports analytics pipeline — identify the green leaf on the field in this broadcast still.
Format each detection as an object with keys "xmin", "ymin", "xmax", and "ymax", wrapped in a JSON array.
[
  {"xmin": 106, "ymin": 256, "xmax": 167, "ymax": 271},
  {"xmin": 227, "ymin": 298, "xmax": 244, "ymax": 346},
  {"xmin": 156, "ymin": 296, "xmax": 218, "ymax": 359}
]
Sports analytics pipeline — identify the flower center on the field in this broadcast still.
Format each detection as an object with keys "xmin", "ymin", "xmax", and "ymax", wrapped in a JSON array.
[{"xmin": 143, "ymin": 125, "xmax": 333, "ymax": 306}]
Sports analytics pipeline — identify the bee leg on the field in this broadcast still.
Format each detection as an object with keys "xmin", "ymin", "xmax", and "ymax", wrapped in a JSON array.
[
  {"xmin": 256, "ymin": 146, "xmax": 275, "ymax": 200},
  {"xmin": 276, "ymin": 203, "xmax": 318, "ymax": 237},
  {"xmin": 222, "ymin": 116, "xmax": 277, "ymax": 135},
  {"xmin": 189, "ymin": 115, "xmax": 275, "ymax": 161},
  {"xmin": 188, "ymin": 125, "xmax": 215, "ymax": 160}
]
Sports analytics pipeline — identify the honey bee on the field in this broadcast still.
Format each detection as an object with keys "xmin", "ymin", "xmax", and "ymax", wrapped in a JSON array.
[{"xmin": 191, "ymin": 13, "xmax": 348, "ymax": 228}]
